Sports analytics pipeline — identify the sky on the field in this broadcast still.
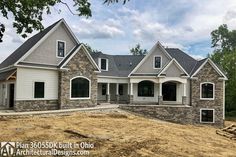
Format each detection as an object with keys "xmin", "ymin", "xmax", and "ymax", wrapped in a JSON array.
[{"xmin": 1, "ymin": 0, "xmax": 236, "ymax": 62}]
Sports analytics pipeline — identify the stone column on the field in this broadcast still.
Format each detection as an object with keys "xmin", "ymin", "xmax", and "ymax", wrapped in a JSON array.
[
  {"xmin": 158, "ymin": 83, "xmax": 163, "ymax": 105},
  {"xmin": 106, "ymin": 83, "xmax": 110, "ymax": 103},
  {"xmin": 116, "ymin": 83, "xmax": 120, "ymax": 103}
]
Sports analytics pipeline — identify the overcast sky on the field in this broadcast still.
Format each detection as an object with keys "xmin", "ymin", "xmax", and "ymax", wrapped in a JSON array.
[{"xmin": 1, "ymin": 0, "xmax": 236, "ymax": 62}]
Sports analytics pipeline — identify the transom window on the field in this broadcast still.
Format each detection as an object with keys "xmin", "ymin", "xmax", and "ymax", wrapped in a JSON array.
[
  {"xmin": 57, "ymin": 41, "xmax": 65, "ymax": 57},
  {"xmin": 71, "ymin": 77, "xmax": 90, "ymax": 99},
  {"xmin": 200, "ymin": 109, "xmax": 214, "ymax": 123},
  {"xmin": 200, "ymin": 83, "xmax": 214, "ymax": 100},
  {"xmin": 154, "ymin": 56, "xmax": 162, "ymax": 69},
  {"xmin": 99, "ymin": 58, "xmax": 108, "ymax": 71},
  {"xmin": 34, "ymin": 82, "xmax": 45, "ymax": 98},
  {"xmin": 138, "ymin": 81, "xmax": 154, "ymax": 97}
]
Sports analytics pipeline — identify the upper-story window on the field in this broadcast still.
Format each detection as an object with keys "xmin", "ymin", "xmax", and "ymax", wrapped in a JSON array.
[
  {"xmin": 200, "ymin": 82, "xmax": 215, "ymax": 100},
  {"xmin": 154, "ymin": 56, "xmax": 162, "ymax": 69},
  {"xmin": 99, "ymin": 58, "xmax": 108, "ymax": 71},
  {"xmin": 57, "ymin": 40, "xmax": 66, "ymax": 58}
]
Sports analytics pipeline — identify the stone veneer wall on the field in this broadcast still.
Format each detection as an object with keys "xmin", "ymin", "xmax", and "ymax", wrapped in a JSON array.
[
  {"xmin": 191, "ymin": 62, "xmax": 224, "ymax": 127},
  {"xmin": 58, "ymin": 48, "xmax": 97, "ymax": 109},
  {"xmin": 14, "ymin": 100, "xmax": 58, "ymax": 112},
  {"xmin": 120, "ymin": 105, "xmax": 193, "ymax": 124}
]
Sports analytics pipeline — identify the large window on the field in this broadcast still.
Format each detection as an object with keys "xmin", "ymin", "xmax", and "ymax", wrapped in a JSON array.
[
  {"xmin": 57, "ymin": 41, "xmax": 65, "ymax": 57},
  {"xmin": 154, "ymin": 56, "xmax": 161, "ymax": 69},
  {"xmin": 71, "ymin": 77, "xmax": 90, "ymax": 99},
  {"xmin": 99, "ymin": 58, "xmax": 108, "ymax": 71},
  {"xmin": 200, "ymin": 109, "xmax": 214, "ymax": 123},
  {"xmin": 34, "ymin": 82, "xmax": 45, "ymax": 98},
  {"xmin": 200, "ymin": 83, "xmax": 214, "ymax": 100},
  {"xmin": 138, "ymin": 81, "xmax": 154, "ymax": 97}
]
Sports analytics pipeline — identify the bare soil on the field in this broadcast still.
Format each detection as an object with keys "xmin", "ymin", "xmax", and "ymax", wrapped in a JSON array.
[{"xmin": 0, "ymin": 109, "xmax": 236, "ymax": 157}]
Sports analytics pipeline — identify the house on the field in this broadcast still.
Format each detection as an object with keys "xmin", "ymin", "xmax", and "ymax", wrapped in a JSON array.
[{"xmin": 0, "ymin": 19, "xmax": 227, "ymax": 127}]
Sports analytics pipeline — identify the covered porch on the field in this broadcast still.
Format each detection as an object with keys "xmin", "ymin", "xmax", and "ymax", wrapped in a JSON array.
[{"xmin": 97, "ymin": 77, "xmax": 189, "ymax": 105}]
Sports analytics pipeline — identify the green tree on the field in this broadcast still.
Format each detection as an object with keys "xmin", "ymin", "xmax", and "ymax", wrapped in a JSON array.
[
  {"xmin": 210, "ymin": 24, "xmax": 236, "ymax": 113},
  {"xmin": 130, "ymin": 43, "xmax": 147, "ymax": 55},
  {"xmin": 84, "ymin": 43, "xmax": 101, "ymax": 53},
  {"xmin": 0, "ymin": 0, "xmax": 129, "ymax": 42}
]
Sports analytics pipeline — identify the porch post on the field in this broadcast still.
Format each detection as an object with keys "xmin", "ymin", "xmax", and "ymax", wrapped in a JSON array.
[
  {"xmin": 129, "ymin": 83, "xmax": 133, "ymax": 104},
  {"xmin": 158, "ymin": 83, "xmax": 163, "ymax": 105},
  {"xmin": 182, "ymin": 83, "xmax": 187, "ymax": 105},
  {"xmin": 116, "ymin": 83, "xmax": 120, "ymax": 103},
  {"xmin": 106, "ymin": 83, "xmax": 110, "ymax": 103}
]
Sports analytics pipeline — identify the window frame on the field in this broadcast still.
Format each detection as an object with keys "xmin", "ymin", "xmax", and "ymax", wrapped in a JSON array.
[
  {"xmin": 98, "ymin": 58, "xmax": 108, "ymax": 71},
  {"xmin": 138, "ymin": 81, "xmax": 154, "ymax": 97},
  {"xmin": 200, "ymin": 82, "xmax": 215, "ymax": 100},
  {"xmin": 70, "ymin": 76, "xmax": 91, "ymax": 100},
  {"xmin": 33, "ymin": 81, "xmax": 45, "ymax": 99},
  {"xmin": 153, "ymin": 55, "xmax": 162, "ymax": 69},
  {"xmin": 200, "ymin": 108, "xmax": 215, "ymax": 123},
  {"xmin": 56, "ymin": 40, "xmax": 66, "ymax": 58}
]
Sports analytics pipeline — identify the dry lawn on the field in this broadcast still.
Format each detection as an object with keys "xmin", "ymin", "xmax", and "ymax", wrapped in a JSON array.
[{"xmin": 0, "ymin": 109, "xmax": 236, "ymax": 157}]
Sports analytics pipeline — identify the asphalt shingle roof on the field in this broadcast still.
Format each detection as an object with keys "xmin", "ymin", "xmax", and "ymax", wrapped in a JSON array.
[{"xmin": 0, "ymin": 19, "xmax": 61, "ymax": 69}]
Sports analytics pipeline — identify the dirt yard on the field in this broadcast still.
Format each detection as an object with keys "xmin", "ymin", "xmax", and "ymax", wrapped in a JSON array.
[{"xmin": 0, "ymin": 109, "xmax": 235, "ymax": 157}]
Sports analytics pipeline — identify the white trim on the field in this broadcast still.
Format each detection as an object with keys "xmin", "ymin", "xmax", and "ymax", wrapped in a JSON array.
[
  {"xmin": 223, "ymin": 80, "xmax": 225, "ymax": 120},
  {"xmin": 70, "ymin": 76, "xmax": 91, "ymax": 100},
  {"xmin": 98, "ymin": 58, "xmax": 109, "ymax": 71},
  {"xmin": 20, "ymin": 61, "xmax": 58, "ymax": 66},
  {"xmin": 128, "ymin": 41, "xmax": 172, "ymax": 77},
  {"xmin": 157, "ymin": 59, "xmax": 190, "ymax": 77},
  {"xmin": 15, "ymin": 65, "xmax": 58, "ymax": 70},
  {"xmin": 56, "ymin": 40, "xmax": 66, "ymax": 58},
  {"xmin": 200, "ymin": 82, "xmax": 215, "ymax": 100},
  {"xmin": 191, "ymin": 58, "xmax": 228, "ymax": 80},
  {"xmin": 200, "ymin": 108, "xmax": 215, "ymax": 123},
  {"xmin": 97, "ymin": 76, "xmax": 128, "ymax": 79},
  {"xmin": 0, "ymin": 65, "xmax": 15, "ymax": 72},
  {"xmin": 153, "ymin": 55, "xmax": 162, "ymax": 69}
]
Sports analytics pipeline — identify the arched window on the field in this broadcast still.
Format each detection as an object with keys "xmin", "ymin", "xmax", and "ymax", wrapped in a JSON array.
[
  {"xmin": 70, "ymin": 77, "xmax": 90, "ymax": 99},
  {"xmin": 138, "ymin": 81, "xmax": 154, "ymax": 97},
  {"xmin": 200, "ymin": 82, "xmax": 214, "ymax": 100}
]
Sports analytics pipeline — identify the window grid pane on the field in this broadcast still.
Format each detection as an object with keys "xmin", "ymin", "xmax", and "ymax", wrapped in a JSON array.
[
  {"xmin": 201, "ymin": 83, "xmax": 213, "ymax": 98},
  {"xmin": 155, "ymin": 57, "xmax": 161, "ymax": 68},
  {"xmin": 58, "ymin": 41, "xmax": 65, "ymax": 57},
  {"xmin": 138, "ymin": 81, "xmax": 154, "ymax": 97},
  {"xmin": 201, "ymin": 110, "xmax": 214, "ymax": 122},
  {"xmin": 101, "ymin": 59, "xmax": 107, "ymax": 70}
]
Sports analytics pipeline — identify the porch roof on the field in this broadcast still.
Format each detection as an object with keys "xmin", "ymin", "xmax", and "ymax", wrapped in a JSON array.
[{"xmin": 0, "ymin": 69, "xmax": 16, "ymax": 81}]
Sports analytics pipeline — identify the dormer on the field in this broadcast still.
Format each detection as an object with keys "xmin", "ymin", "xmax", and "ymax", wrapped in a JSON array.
[{"xmin": 98, "ymin": 58, "xmax": 108, "ymax": 71}]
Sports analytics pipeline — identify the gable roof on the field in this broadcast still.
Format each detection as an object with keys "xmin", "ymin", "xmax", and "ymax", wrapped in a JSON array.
[
  {"xmin": 90, "ymin": 52, "xmax": 144, "ymax": 77},
  {"xmin": 165, "ymin": 48, "xmax": 197, "ymax": 74},
  {"xmin": 0, "ymin": 19, "xmax": 61, "ymax": 69}
]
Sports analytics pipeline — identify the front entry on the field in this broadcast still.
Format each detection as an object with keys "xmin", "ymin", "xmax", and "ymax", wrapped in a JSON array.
[
  {"xmin": 162, "ymin": 82, "xmax": 176, "ymax": 101},
  {"xmin": 9, "ymin": 84, "xmax": 15, "ymax": 108}
]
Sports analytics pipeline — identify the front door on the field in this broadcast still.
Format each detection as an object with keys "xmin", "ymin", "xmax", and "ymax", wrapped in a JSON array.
[
  {"xmin": 162, "ymin": 82, "xmax": 176, "ymax": 101},
  {"xmin": 9, "ymin": 84, "xmax": 14, "ymax": 108}
]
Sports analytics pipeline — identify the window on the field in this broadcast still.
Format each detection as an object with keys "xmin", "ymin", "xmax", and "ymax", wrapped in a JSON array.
[
  {"xmin": 200, "ymin": 109, "xmax": 214, "ymax": 123},
  {"xmin": 200, "ymin": 83, "xmax": 214, "ymax": 100},
  {"xmin": 119, "ymin": 84, "xmax": 124, "ymax": 95},
  {"xmin": 154, "ymin": 56, "xmax": 161, "ymax": 69},
  {"xmin": 34, "ymin": 82, "xmax": 45, "ymax": 98},
  {"xmin": 138, "ymin": 81, "xmax": 154, "ymax": 97},
  {"xmin": 71, "ymin": 77, "xmax": 90, "ymax": 98},
  {"xmin": 99, "ymin": 58, "xmax": 108, "ymax": 71},
  {"xmin": 57, "ymin": 41, "xmax": 65, "ymax": 57},
  {"xmin": 102, "ymin": 84, "xmax": 107, "ymax": 95}
]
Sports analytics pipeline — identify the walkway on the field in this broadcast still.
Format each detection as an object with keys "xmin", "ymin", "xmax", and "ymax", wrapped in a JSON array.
[{"xmin": 0, "ymin": 104, "xmax": 119, "ymax": 116}]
